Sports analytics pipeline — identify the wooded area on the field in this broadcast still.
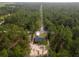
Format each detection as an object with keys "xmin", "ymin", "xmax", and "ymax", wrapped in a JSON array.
[{"xmin": 0, "ymin": 2, "xmax": 79, "ymax": 57}]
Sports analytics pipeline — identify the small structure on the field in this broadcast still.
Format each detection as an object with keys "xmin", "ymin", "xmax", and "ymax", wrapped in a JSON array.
[
  {"xmin": 33, "ymin": 30, "xmax": 47, "ymax": 43},
  {"xmin": 33, "ymin": 36, "xmax": 44, "ymax": 43}
]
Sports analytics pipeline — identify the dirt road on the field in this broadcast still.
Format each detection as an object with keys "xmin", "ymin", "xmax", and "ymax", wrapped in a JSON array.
[{"xmin": 29, "ymin": 42, "xmax": 48, "ymax": 57}]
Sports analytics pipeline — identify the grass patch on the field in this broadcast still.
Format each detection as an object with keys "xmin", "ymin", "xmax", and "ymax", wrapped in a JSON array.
[{"xmin": 40, "ymin": 33, "xmax": 47, "ymax": 37}]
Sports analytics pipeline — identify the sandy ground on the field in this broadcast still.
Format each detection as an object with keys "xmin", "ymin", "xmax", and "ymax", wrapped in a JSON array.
[{"xmin": 29, "ymin": 42, "xmax": 48, "ymax": 57}]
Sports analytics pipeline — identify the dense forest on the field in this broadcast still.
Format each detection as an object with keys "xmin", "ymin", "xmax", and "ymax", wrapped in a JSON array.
[{"xmin": 0, "ymin": 2, "xmax": 79, "ymax": 57}]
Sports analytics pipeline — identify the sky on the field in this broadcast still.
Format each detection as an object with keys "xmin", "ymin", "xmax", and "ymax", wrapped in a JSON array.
[{"xmin": 0, "ymin": 0, "xmax": 79, "ymax": 2}]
